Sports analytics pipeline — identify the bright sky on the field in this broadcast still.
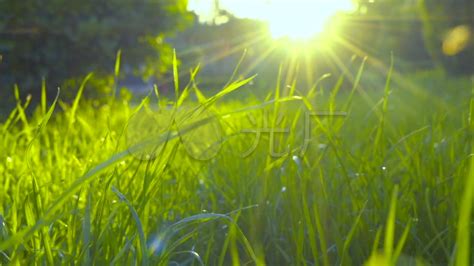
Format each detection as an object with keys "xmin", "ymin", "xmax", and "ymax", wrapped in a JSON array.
[{"xmin": 188, "ymin": 0, "xmax": 356, "ymax": 39}]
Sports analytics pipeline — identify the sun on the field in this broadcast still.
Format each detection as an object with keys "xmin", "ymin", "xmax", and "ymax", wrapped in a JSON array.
[
  {"xmin": 188, "ymin": 0, "xmax": 355, "ymax": 40},
  {"xmin": 264, "ymin": 1, "xmax": 355, "ymax": 40}
]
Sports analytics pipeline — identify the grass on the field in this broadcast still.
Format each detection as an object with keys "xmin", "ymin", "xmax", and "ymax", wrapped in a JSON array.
[{"xmin": 0, "ymin": 57, "xmax": 473, "ymax": 265}]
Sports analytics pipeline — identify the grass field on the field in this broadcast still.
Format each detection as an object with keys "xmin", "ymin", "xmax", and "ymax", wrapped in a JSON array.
[{"xmin": 0, "ymin": 59, "xmax": 473, "ymax": 265}]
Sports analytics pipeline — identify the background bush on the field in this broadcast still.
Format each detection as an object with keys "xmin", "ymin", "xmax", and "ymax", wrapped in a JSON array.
[{"xmin": 0, "ymin": 0, "xmax": 192, "ymax": 97}]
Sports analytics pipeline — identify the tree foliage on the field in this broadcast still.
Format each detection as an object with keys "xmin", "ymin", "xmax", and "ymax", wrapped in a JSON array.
[
  {"xmin": 351, "ymin": 0, "xmax": 474, "ymax": 73},
  {"xmin": 0, "ymin": 0, "xmax": 192, "ymax": 94}
]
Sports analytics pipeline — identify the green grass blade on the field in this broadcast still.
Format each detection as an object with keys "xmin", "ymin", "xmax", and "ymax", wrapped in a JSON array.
[
  {"xmin": 173, "ymin": 49, "xmax": 179, "ymax": 102},
  {"xmin": 393, "ymin": 221, "xmax": 411, "ymax": 263},
  {"xmin": 115, "ymin": 49, "xmax": 122, "ymax": 78},
  {"xmin": 112, "ymin": 186, "xmax": 148, "ymax": 266},
  {"xmin": 385, "ymin": 185, "xmax": 399, "ymax": 262},
  {"xmin": 454, "ymin": 153, "xmax": 474, "ymax": 265},
  {"xmin": 69, "ymin": 73, "xmax": 93, "ymax": 128},
  {"xmin": 341, "ymin": 201, "xmax": 368, "ymax": 265},
  {"xmin": 224, "ymin": 49, "xmax": 247, "ymax": 88},
  {"xmin": 455, "ymin": 83, "xmax": 474, "ymax": 266}
]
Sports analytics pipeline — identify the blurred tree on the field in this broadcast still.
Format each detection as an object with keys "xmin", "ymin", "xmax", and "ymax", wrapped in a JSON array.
[
  {"xmin": 351, "ymin": 0, "xmax": 473, "ymax": 74},
  {"xmin": 0, "ymin": 0, "xmax": 192, "ymax": 96},
  {"xmin": 421, "ymin": 0, "xmax": 474, "ymax": 74}
]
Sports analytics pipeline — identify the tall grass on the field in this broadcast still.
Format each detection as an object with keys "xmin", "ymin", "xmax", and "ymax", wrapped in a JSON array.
[{"xmin": 0, "ymin": 59, "xmax": 472, "ymax": 265}]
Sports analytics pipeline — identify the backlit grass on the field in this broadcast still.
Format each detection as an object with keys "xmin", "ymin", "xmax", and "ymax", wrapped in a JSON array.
[{"xmin": 0, "ymin": 59, "xmax": 473, "ymax": 265}]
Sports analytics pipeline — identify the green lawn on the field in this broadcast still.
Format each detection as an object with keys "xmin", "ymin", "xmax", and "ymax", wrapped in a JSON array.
[{"xmin": 0, "ymin": 62, "xmax": 473, "ymax": 265}]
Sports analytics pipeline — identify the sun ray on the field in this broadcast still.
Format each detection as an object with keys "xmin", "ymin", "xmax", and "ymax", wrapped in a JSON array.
[
  {"xmin": 240, "ymin": 42, "xmax": 279, "ymax": 78},
  {"xmin": 303, "ymin": 50, "xmax": 315, "ymax": 89},
  {"xmin": 331, "ymin": 32, "xmax": 454, "ymax": 126},
  {"xmin": 199, "ymin": 32, "xmax": 268, "ymax": 66}
]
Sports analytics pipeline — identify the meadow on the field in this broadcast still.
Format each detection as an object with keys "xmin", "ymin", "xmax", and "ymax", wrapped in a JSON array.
[{"xmin": 0, "ymin": 58, "xmax": 473, "ymax": 265}]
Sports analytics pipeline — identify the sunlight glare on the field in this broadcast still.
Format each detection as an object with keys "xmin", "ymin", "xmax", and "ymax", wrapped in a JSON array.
[
  {"xmin": 265, "ymin": 1, "xmax": 354, "ymax": 39},
  {"xmin": 188, "ymin": 0, "xmax": 355, "ymax": 40}
]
